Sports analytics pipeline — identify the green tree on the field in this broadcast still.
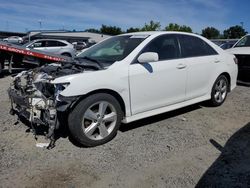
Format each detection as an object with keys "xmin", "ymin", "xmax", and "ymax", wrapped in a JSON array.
[
  {"xmin": 84, "ymin": 28, "xmax": 100, "ymax": 33},
  {"xmin": 126, "ymin": 27, "xmax": 140, "ymax": 33},
  {"xmin": 180, "ymin": 25, "xmax": 192, "ymax": 33},
  {"xmin": 223, "ymin": 25, "xmax": 247, "ymax": 39},
  {"xmin": 100, "ymin": 25, "xmax": 123, "ymax": 35},
  {"xmin": 141, "ymin": 20, "xmax": 161, "ymax": 31},
  {"xmin": 165, "ymin": 23, "xmax": 192, "ymax": 33},
  {"xmin": 201, "ymin": 27, "xmax": 220, "ymax": 39}
]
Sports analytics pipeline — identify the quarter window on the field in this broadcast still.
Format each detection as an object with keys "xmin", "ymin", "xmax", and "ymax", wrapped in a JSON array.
[
  {"xmin": 178, "ymin": 35, "xmax": 217, "ymax": 58},
  {"xmin": 142, "ymin": 35, "xmax": 180, "ymax": 60}
]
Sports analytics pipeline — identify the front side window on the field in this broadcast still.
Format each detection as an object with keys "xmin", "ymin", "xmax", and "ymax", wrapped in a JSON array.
[
  {"xmin": 33, "ymin": 41, "xmax": 45, "ymax": 48},
  {"xmin": 235, "ymin": 35, "xmax": 250, "ymax": 47},
  {"xmin": 78, "ymin": 35, "xmax": 147, "ymax": 64},
  {"xmin": 142, "ymin": 34, "xmax": 180, "ymax": 60},
  {"xmin": 179, "ymin": 35, "xmax": 217, "ymax": 58}
]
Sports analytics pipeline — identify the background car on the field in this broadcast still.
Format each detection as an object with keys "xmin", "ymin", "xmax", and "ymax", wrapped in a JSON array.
[
  {"xmin": 220, "ymin": 41, "xmax": 236, "ymax": 50},
  {"xmin": 72, "ymin": 41, "xmax": 87, "ymax": 51},
  {"xmin": 3, "ymin": 36, "xmax": 23, "ymax": 44},
  {"xmin": 24, "ymin": 39, "xmax": 76, "ymax": 57},
  {"xmin": 226, "ymin": 34, "xmax": 250, "ymax": 84}
]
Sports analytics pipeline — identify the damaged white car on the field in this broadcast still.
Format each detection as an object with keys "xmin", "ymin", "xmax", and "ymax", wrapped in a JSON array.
[{"xmin": 8, "ymin": 32, "xmax": 238, "ymax": 148}]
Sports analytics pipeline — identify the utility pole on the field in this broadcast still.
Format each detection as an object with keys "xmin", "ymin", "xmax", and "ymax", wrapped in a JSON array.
[
  {"xmin": 240, "ymin": 22, "xmax": 244, "ymax": 28},
  {"xmin": 38, "ymin": 20, "xmax": 42, "ymax": 31}
]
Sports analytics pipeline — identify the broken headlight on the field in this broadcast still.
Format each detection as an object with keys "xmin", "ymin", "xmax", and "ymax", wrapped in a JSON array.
[{"xmin": 55, "ymin": 83, "xmax": 70, "ymax": 101}]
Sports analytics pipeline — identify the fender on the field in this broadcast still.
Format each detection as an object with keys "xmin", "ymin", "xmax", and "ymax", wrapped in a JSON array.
[{"xmin": 52, "ymin": 67, "xmax": 131, "ymax": 116}]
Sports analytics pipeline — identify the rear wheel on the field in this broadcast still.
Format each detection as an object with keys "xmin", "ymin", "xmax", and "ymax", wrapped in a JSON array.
[
  {"xmin": 68, "ymin": 93, "xmax": 123, "ymax": 147},
  {"xmin": 209, "ymin": 75, "xmax": 229, "ymax": 106}
]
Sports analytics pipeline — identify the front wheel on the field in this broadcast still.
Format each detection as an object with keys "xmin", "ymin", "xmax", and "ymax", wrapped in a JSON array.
[
  {"xmin": 209, "ymin": 75, "xmax": 229, "ymax": 107},
  {"xmin": 68, "ymin": 93, "xmax": 123, "ymax": 147}
]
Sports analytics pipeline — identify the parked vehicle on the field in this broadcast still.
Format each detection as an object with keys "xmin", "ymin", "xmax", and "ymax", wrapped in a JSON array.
[
  {"xmin": 227, "ymin": 34, "xmax": 250, "ymax": 84},
  {"xmin": 3, "ymin": 36, "xmax": 23, "ymax": 44},
  {"xmin": 24, "ymin": 39, "xmax": 76, "ymax": 57},
  {"xmin": 220, "ymin": 41, "xmax": 236, "ymax": 50},
  {"xmin": 72, "ymin": 41, "xmax": 87, "ymax": 51},
  {"xmin": 8, "ymin": 32, "xmax": 238, "ymax": 148},
  {"xmin": 0, "ymin": 41, "xmax": 70, "ymax": 74}
]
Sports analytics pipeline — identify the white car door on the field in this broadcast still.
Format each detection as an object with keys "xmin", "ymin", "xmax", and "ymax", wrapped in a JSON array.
[
  {"xmin": 44, "ymin": 40, "xmax": 61, "ymax": 54},
  {"xmin": 177, "ymin": 35, "xmax": 220, "ymax": 100},
  {"xmin": 129, "ymin": 34, "xmax": 187, "ymax": 115}
]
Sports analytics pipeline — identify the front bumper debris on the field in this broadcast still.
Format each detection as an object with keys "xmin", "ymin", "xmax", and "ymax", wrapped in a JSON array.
[
  {"xmin": 8, "ymin": 87, "xmax": 57, "ymax": 149},
  {"xmin": 8, "ymin": 82, "xmax": 78, "ymax": 149}
]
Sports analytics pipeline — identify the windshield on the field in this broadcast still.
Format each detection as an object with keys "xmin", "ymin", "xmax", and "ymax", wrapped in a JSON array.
[
  {"xmin": 235, "ymin": 35, "xmax": 250, "ymax": 47},
  {"xmin": 23, "ymin": 41, "xmax": 34, "ymax": 47},
  {"xmin": 77, "ymin": 35, "xmax": 147, "ymax": 64}
]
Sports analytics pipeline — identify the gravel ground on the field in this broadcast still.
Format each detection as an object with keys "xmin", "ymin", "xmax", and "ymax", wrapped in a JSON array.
[{"xmin": 0, "ymin": 74, "xmax": 250, "ymax": 188}]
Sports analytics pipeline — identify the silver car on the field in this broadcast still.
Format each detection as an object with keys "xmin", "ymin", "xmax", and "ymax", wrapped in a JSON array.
[
  {"xmin": 3, "ymin": 36, "xmax": 23, "ymax": 44},
  {"xmin": 24, "ymin": 39, "xmax": 75, "ymax": 57}
]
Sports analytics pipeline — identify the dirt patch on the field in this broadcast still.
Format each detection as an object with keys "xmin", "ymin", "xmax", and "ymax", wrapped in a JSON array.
[{"xmin": 0, "ymin": 75, "xmax": 250, "ymax": 188}]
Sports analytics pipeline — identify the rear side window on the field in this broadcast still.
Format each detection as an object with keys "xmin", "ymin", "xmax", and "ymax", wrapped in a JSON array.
[
  {"xmin": 45, "ymin": 41, "xmax": 67, "ymax": 47},
  {"xmin": 178, "ymin": 35, "xmax": 217, "ymax": 58},
  {"xmin": 142, "ymin": 34, "xmax": 180, "ymax": 60}
]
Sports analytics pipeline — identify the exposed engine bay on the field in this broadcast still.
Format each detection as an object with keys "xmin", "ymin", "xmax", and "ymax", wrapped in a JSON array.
[{"xmin": 8, "ymin": 59, "xmax": 103, "ymax": 149}]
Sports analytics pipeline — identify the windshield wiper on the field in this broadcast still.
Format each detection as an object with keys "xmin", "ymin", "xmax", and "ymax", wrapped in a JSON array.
[{"xmin": 77, "ymin": 56, "xmax": 104, "ymax": 69}]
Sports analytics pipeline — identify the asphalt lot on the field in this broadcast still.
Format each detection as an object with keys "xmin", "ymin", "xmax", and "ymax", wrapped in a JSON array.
[{"xmin": 0, "ymin": 72, "xmax": 250, "ymax": 188}]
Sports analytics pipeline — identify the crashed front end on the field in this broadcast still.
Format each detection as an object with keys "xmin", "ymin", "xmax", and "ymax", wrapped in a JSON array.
[
  {"xmin": 8, "ymin": 60, "xmax": 102, "ymax": 148},
  {"xmin": 8, "ymin": 71, "xmax": 65, "ymax": 148},
  {"xmin": 8, "ymin": 60, "xmax": 100, "ymax": 148}
]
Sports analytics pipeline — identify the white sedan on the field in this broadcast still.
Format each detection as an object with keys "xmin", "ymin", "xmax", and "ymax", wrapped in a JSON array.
[
  {"xmin": 9, "ymin": 31, "xmax": 238, "ymax": 147},
  {"xmin": 227, "ymin": 34, "xmax": 250, "ymax": 84}
]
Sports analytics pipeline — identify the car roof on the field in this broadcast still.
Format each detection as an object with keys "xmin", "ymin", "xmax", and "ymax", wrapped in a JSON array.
[
  {"xmin": 32, "ymin": 39, "xmax": 69, "ymax": 43},
  {"xmin": 120, "ymin": 31, "xmax": 199, "ymax": 37}
]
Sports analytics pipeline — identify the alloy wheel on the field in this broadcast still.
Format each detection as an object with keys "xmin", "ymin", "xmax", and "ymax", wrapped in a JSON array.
[{"xmin": 82, "ymin": 101, "xmax": 117, "ymax": 140}]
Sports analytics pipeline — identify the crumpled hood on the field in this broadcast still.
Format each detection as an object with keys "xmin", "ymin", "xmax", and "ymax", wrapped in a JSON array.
[
  {"xmin": 11, "ymin": 59, "xmax": 104, "ymax": 98},
  {"xmin": 226, "ymin": 47, "xmax": 250, "ymax": 55}
]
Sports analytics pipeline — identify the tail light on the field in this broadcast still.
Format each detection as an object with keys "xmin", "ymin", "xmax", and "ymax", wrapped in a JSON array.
[{"xmin": 233, "ymin": 57, "xmax": 238, "ymax": 64}]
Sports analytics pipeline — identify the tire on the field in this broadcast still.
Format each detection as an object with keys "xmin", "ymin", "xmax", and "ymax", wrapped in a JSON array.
[
  {"xmin": 68, "ymin": 93, "xmax": 123, "ymax": 147},
  {"xmin": 209, "ymin": 75, "xmax": 229, "ymax": 107}
]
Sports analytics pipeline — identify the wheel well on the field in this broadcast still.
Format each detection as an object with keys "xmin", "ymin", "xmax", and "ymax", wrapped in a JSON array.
[
  {"xmin": 220, "ymin": 72, "xmax": 231, "ymax": 91},
  {"xmin": 61, "ymin": 52, "xmax": 72, "ymax": 57},
  {"xmin": 74, "ymin": 89, "xmax": 126, "ymax": 117}
]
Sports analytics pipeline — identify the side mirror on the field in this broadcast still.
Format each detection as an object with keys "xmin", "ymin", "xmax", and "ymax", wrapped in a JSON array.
[{"xmin": 137, "ymin": 52, "xmax": 159, "ymax": 63}]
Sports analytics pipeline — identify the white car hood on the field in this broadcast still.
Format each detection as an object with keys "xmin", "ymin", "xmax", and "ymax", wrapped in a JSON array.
[{"xmin": 226, "ymin": 47, "xmax": 250, "ymax": 55}]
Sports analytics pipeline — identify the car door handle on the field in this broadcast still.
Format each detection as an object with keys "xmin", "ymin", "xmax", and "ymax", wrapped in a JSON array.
[
  {"xmin": 214, "ymin": 60, "xmax": 220, "ymax": 63},
  {"xmin": 176, "ymin": 64, "xmax": 187, "ymax": 69}
]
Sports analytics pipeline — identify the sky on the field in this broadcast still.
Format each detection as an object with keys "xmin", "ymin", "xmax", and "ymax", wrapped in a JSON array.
[{"xmin": 0, "ymin": 0, "xmax": 249, "ymax": 34}]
